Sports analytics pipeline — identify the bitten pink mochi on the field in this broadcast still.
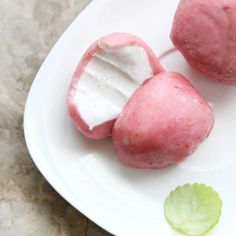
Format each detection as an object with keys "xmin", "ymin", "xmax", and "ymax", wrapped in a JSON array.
[{"xmin": 67, "ymin": 33, "xmax": 164, "ymax": 139}]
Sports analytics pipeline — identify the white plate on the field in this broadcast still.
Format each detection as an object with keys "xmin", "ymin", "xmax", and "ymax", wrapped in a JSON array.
[{"xmin": 24, "ymin": 0, "xmax": 236, "ymax": 235}]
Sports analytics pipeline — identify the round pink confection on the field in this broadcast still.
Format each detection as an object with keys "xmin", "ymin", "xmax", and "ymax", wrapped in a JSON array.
[
  {"xmin": 112, "ymin": 72, "xmax": 214, "ymax": 169},
  {"xmin": 171, "ymin": 0, "xmax": 236, "ymax": 84}
]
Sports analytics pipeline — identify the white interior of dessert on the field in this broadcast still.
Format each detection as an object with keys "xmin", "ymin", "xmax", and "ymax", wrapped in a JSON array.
[{"xmin": 73, "ymin": 45, "xmax": 153, "ymax": 129}]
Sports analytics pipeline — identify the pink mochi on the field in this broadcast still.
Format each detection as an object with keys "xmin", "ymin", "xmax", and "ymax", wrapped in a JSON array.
[
  {"xmin": 112, "ymin": 72, "xmax": 214, "ymax": 169},
  {"xmin": 67, "ymin": 33, "xmax": 164, "ymax": 139},
  {"xmin": 171, "ymin": 0, "xmax": 236, "ymax": 84}
]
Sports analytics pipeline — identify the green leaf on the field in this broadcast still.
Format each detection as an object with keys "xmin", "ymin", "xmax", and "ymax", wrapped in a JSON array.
[{"xmin": 164, "ymin": 183, "xmax": 222, "ymax": 236}]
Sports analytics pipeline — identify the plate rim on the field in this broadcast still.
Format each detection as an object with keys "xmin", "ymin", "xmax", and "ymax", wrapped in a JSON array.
[{"xmin": 23, "ymin": 0, "xmax": 117, "ymax": 235}]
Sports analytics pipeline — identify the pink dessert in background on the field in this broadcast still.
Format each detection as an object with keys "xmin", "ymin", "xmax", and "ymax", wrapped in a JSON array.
[
  {"xmin": 171, "ymin": 0, "xmax": 236, "ymax": 84},
  {"xmin": 112, "ymin": 72, "xmax": 214, "ymax": 169},
  {"xmin": 67, "ymin": 32, "xmax": 164, "ymax": 139}
]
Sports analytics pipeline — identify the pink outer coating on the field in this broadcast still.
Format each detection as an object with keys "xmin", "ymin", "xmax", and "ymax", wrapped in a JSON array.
[
  {"xmin": 112, "ymin": 72, "xmax": 214, "ymax": 169},
  {"xmin": 171, "ymin": 0, "xmax": 236, "ymax": 84},
  {"xmin": 67, "ymin": 32, "xmax": 164, "ymax": 139}
]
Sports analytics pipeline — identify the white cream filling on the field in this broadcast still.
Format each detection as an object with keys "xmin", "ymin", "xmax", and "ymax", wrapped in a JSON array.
[{"xmin": 73, "ymin": 45, "xmax": 153, "ymax": 129}]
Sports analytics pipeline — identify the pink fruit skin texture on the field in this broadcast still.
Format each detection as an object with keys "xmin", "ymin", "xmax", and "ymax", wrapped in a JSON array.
[
  {"xmin": 67, "ymin": 32, "xmax": 164, "ymax": 139},
  {"xmin": 112, "ymin": 72, "xmax": 214, "ymax": 169},
  {"xmin": 171, "ymin": 0, "xmax": 236, "ymax": 84}
]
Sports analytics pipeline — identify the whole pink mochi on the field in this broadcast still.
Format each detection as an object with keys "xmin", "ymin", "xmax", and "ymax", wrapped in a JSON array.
[
  {"xmin": 112, "ymin": 72, "xmax": 214, "ymax": 169},
  {"xmin": 171, "ymin": 0, "xmax": 236, "ymax": 84}
]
